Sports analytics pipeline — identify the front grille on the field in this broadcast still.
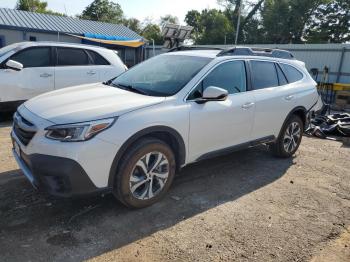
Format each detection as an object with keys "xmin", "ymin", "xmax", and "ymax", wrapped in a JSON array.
[{"xmin": 13, "ymin": 112, "xmax": 36, "ymax": 146}]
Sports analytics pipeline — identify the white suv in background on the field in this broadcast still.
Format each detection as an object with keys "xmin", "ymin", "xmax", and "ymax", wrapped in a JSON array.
[
  {"xmin": 11, "ymin": 47, "xmax": 322, "ymax": 208},
  {"xmin": 0, "ymin": 41, "xmax": 127, "ymax": 112}
]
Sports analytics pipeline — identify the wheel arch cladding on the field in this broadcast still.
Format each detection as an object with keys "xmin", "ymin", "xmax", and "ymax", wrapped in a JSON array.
[
  {"xmin": 108, "ymin": 126, "xmax": 186, "ymax": 188},
  {"xmin": 291, "ymin": 107, "xmax": 307, "ymax": 128},
  {"xmin": 281, "ymin": 106, "xmax": 307, "ymax": 136}
]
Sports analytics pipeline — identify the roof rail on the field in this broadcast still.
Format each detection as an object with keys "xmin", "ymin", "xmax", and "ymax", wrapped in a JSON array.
[
  {"xmin": 168, "ymin": 45, "xmax": 225, "ymax": 52},
  {"xmin": 217, "ymin": 47, "xmax": 295, "ymax": 60}
]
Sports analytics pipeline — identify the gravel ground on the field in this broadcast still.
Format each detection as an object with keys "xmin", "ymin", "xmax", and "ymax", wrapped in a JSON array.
[{"xmin": 0, "ymin": 118, "xmax": 349, "ymax": 262}]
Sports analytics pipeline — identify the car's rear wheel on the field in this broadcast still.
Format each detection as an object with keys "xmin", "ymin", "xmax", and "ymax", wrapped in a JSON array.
[
  {"xmin": 270, "ymin": 115, "xmax": 304, "ymax": 158},
  {"xmin": 113, "ymin": 138, "xmax": 176, "ymax": 208}
]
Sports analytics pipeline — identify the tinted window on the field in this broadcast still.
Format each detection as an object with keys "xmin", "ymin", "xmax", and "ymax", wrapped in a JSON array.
[
  {"xmin": 276, "ymin": 64, "xmax": 288, "ymax": 85},
  {"xmin": 280, "ymin": 64, "xmax": 303, "ymax": 83},
  {"xmin": 57, "ymin": 48, "xmax": 89, "ymax": 66},
  {"xmin": 251, "ymin": 61, "xmax": 278, "ymax": 90},
  {"xmin": 203, "ymin": 61, "xmax": 247, "ymax": 94},
  {"xmin": 188, "ymin": 61, "xmax": 247, "ymax": 100},
  {"xmin": 11, "ymin": 47, "xmax": 50, "ymax": 68},
  {"xmin": 87, "ymin": 50, "xmax": 110, "ymax": 65},
  {"xmin": 112, "ymin": 55, "xmax": 211, "ymax": 97}
]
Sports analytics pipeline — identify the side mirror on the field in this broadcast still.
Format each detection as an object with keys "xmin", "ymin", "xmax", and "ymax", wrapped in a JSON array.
[
  {"xmin": 6, "ymin": 60, "xmax": 23, "ymax": 71},
  {"xmin": 195, "ymin": 86, "xmax": 228, "ymax": 104}
]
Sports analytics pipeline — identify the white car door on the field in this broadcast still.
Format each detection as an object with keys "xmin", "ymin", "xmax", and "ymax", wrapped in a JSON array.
[
  {"xmin": 54, "ymin": 47, "xmax": 99, "ymax": 89},
  {"xmin": 248, "ymin": 60, "xmax": 297, "ymax": 140},
  {"xmin": 85, "ymin": 49, "xmax": 123, "ymax": 82},
  {"xmin": 188, "ymin": 60, "xmax": 256, "ymax": 161},
  {"xmin": 0, "ymin": 47, "xmax": 54, "ymax": 102}
]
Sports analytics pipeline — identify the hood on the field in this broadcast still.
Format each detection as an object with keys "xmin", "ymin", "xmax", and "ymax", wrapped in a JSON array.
[{"xmin": 24, "ymin": 83, "xmax": 165, "ymax": 124}]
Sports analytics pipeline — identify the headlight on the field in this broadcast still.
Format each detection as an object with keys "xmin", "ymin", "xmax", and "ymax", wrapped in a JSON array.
[{"xmin": 45, "ymin": 118, "xmax": 116, "ymax": 142}]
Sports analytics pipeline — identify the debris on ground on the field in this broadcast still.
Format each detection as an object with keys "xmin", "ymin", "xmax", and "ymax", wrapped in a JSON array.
[{"xmin": 306, "ymin": 113, "xmax": 350, "ymax": 139}]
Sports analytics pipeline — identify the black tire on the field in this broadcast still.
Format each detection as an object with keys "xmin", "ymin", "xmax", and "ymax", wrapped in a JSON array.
[
  {"xmin": 113, "ymin": 137, "xmax": 176, "ymax": 208},
  {"xmin": 270, "ymin": 115, "xmax": 304, "ymax": 158}
]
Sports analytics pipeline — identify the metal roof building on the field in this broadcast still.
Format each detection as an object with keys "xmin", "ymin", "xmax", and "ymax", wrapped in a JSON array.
[{"xmin": 0, "ymin": 8, "xmax": 144, "ymax": 66}]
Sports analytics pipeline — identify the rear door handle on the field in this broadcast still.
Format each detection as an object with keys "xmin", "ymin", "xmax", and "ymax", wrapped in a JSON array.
[
  {"xmin": 87, "ymin": 71, "xmax": 96, "ymax": 75},
  {"xmin": 40, "ymin": 73, "xmax": 52, "ymax": 78},
  {"xmin": 285, "ymin": 95, "xmax": 294, "ymax": 101},
  {"xmin": 242, "ymin": 102, "xmax": 255, "ymax": 109}
]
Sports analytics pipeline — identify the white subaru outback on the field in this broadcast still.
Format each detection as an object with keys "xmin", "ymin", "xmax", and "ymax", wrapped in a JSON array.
[{"xmin": 11, "ymin": 47, "xmax": 322, "ymax": 208}]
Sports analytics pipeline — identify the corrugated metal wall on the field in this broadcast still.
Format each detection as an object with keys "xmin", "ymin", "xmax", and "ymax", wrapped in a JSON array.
[{"xmin": 145, "ymin": 44, "xmax": 350, "ymax": 84}]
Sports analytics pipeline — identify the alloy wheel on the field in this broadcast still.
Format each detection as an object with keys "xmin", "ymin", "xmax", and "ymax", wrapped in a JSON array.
[
  {"xmin": 129, "ymin": 151, "xmax": 169, "ymax": 200},
  {"xmin": 283, "ymin": 122, "xmax": 301, "ymax": 153}
]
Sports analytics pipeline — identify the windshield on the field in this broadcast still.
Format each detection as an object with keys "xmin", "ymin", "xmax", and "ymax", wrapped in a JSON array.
[{"xmin": 111, "ymin": 55, "xmax": 212, "ymax": 96}]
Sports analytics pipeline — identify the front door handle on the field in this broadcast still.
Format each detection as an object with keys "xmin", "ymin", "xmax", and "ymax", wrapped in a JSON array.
[
  {"xmin": 87, "ymin": 71, "xmax": 96, "ymax": 75},
  {"xmin": 40, "ymin": 73, "xmax": 52, "ymax": 78},
  {"xmin": 242, "ymin": 102, "xmax": 255, "ymax": 109},
  {"xmin": 285, "ymin": 95, "xmax": 294, "ymax": 101}
]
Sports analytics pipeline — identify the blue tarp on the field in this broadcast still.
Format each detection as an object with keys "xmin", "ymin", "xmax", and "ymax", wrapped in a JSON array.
[{"xmin": 84, "ymin": 33, "xmax": 138, "ymax": 41}]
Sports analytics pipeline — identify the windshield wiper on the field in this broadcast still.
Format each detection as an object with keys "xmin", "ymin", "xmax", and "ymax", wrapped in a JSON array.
[
  {"xmin": 114, "ymin": 83, "xmax": 149, "ymax": 95},
  {"xmin": 103, "ymin": 77, "xmax": 117, "ymax": 86}
]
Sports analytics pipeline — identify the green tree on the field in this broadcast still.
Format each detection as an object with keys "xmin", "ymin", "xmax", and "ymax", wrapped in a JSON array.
[
  {"xmin": 261, "ymin": 0, "xmax": 330, "ymax": 44},
  {"xmin": 184, "ymin": 10, "xmax": 202, "ymax": 43},
  {"xmin": 199, "ymin": 9, "xmax": 233, "ymax": 45},
  {"xmin": 185, "ymin": 9, "xmax": 233, "ymax": 45},
  {"xmin": 141, "ymin": 24, "xmax": 163, "ymax": 44},
  {"xmin": 306, "ymin": 0, "xmax": 350, "ymax": 43},
  {"xmin": 80, "ymin": 0, "xmax": 124, "ymax": 23},
  {"xmin": 16, "ymin": 0, "xmax": 47, "ymax": 12},
  {"xmin": 123, "ymin": 18, "xmax": 142, "ymax": 34},
  {"xmin": 218, "ymin": 0, "xmax": 265, "ymax": 43},
  {"xmin": 16, "ymin": 0, "xmax": 65, "ymax": 16}
]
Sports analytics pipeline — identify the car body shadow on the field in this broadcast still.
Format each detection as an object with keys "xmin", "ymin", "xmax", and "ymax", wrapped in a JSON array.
[
  {"xmin": 0, "ymin": 111, "xmax": 14, "ymax": 127},
  {"xmin": 0, "ymin": 145, "xmax": 293, "ymax": 261}
]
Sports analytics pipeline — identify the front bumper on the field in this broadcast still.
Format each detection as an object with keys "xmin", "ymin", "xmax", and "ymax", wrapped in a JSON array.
[{"xmin": 12, "ymin": 141, "xmax": 110, "ymax": 197}]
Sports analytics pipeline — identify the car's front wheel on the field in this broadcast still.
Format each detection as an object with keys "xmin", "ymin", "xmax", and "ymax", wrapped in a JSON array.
[
  {"xmin": 113, "ymin": 138, "xmax": 176, "ymax": 208},
  {"xmin": 270, "ymin": 115, "xmax": 304, "ymax": 158}
]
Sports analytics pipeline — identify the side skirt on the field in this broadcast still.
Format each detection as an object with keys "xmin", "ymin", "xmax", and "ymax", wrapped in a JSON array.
[{"xmin": 196, "ymin": 135, "xmax": 276, "ymax": 162}]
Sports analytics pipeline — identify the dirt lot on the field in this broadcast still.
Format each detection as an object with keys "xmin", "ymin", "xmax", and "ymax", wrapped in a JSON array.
[{"xmin": 0, "ymin": 118, "xmax": 349, "ymax": 262}]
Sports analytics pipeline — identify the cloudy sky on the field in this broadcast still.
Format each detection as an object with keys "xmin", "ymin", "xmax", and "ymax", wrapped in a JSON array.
[{"xmin": 0, "ymin": 0, "xmax": 220, "ymax": 23}]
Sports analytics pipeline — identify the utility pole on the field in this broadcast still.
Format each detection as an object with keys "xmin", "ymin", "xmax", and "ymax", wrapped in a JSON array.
[
  {"xmin": 235, "ymin": 0, "xmax": 242, "ymax": 45},
  {"xmin": 152, "ymin": 39, "xmax": 155, "ymax": 57}
]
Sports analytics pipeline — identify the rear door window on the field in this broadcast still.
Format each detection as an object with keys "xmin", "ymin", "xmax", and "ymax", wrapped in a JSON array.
[
  {"xmin": 86, "ymin": 50, "xmax": 110, "ymax": 65},
  {"xmin": 276, "ymin": 64, "xmax": 288, "ymax": 85},
  {"xmin": 10, "ymin": 47, "xmax": 51, "ymax": 68},
  {"xmin": 280, "ymin": 64, "xmax": 303, "ymax": 83},
  {"xmin": 250, "ymin": 61, "xmax": 279, "ymax": 90},
  {"xmin": 57, "ymin": 48, "xmax": 89, "ymax": 66}
]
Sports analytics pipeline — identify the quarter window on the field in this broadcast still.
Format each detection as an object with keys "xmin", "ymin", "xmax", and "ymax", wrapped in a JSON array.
[
  {"xmin": 251, "ymin": 61, "xmax": 279, "ymax": 90},
  {"xmin": 280, "ymin": 64, "xmax": 303, "ymax": 83},
  {"xmin": 10, "ymin": 47, "xmax": 51, "ymax": 68},
  {"xmin": 57, "ymin": 48, "xmax": 89, "ymax": 66}
]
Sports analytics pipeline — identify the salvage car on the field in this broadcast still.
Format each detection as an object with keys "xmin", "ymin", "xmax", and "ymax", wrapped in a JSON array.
[
  {"xmin": 0, "ymin": 41, "xmax": 127, "ymax": 112},
  {"xmin": 11, "ymin": 47, "xmax": 323, "ymax": 208}
]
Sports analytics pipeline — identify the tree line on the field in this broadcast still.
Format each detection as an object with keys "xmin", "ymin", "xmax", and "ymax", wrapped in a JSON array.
[{"xmin": 15, "ymin": 0, "xmax": 350, "ymax": 44}]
